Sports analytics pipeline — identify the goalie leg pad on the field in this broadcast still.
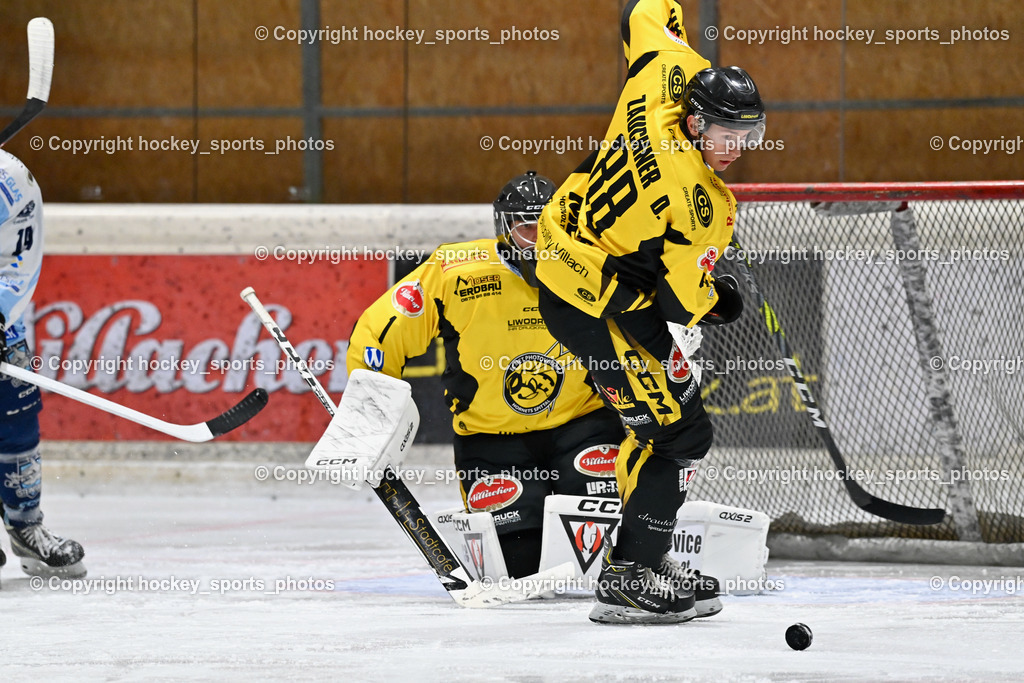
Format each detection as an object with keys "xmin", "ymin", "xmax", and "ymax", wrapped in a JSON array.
[
  {"xmin": 670, "ymin": 501, "xmax": 770, "ymax": 595},
  {"xmin": 539, "ymin": 494, "xmax": 623, "ymax": 588},
  {"xmin": 430, "ymin": 507, "xmax": 508, "ymax": 582}
]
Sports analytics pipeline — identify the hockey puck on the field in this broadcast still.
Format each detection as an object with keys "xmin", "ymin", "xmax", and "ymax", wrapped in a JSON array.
[{"xmin": 786, "ymin": 623, "xmax": 812, "ymax": 650}]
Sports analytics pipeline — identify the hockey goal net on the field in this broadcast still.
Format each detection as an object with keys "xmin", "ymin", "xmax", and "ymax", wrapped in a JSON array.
[{"xmin": 687, "ymin": 181, "xmax": 1024, "ymax": 545}]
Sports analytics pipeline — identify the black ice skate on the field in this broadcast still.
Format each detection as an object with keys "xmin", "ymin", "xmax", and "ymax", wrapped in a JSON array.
[
  {"xmin": 589, "ymin": 546, "xmax": 696, "ymax": 625},
  {"xmin": 5, "ymin": 522, "xmax": 86, "ymax": 578},
  {"xmin": 656, "ymin": 553, "xmax": 723, "ymax": 618}
]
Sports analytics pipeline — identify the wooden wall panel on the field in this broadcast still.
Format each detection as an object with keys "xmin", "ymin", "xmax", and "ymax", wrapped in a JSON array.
[
  {"xmin": 718, "ymin": 0, "xmax": 843, "ymax": 103},
  {"xmin": 322, "ymin": 118, "xmax": 405, "ymax": 203},
  {"xmin": 406, "ymin": 115, "xmax": 610, "ymax": 203},
  {"xmin": 406, "ymin": 0, "xmax": 621, "ymax": 108},
  {"xmin": 0, "ymin": 0, "xmax": 193, "ymax": 108},
  {"xmin": 198, "ymin": 0, "xmax": 302, "ymax": 108},
  {"xmin": 844, "ymin": 108, "xmax": 1024, "ymax": 182},
  {"xmin": 8, "ymin": 118, "xmax": 195, "ymax": 203},
  {"xmin": 845, "ymin": 0, "xmax": 1024, "ymax": 100},
  {"xmin": 320, "ymin": 0, "xmax": 405, "ymax": 109},
  {"xmin": 196, "ymin": 118, "xmax": 305, "ymax": 202},
  {"xmin": 0, "ymin": 1, "xmax": 1019, "ymax": 202}
]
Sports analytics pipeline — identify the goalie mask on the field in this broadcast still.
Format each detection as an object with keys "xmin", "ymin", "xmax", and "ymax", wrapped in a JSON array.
[
  {"xmin": 492, "ymin": 170, "xmax": 556, "ymax": 286},
  {"xmin": 682, "ymin": 66, "xmax": 766, "ymax": 149}
]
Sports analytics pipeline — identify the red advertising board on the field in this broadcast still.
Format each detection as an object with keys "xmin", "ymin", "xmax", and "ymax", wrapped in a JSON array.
[{"xmin": 27, "ymin": 255, "xmax": 388, "ymax": 441}]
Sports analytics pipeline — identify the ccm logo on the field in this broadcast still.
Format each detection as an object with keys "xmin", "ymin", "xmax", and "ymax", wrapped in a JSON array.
[
  {"xmin": 399, "ymin": 423, "xmax": 414, "ymax": 451},
  {"xmin": 719, "ymin": 512, "xmax": 753, "ymax": 523},
  {"xmin": 315, "ymin": 457, "xmax": 357, "ymax": 466},
  {"xmin": 577, "ymin": 499, "xmax": 622, "ymax": 514}
]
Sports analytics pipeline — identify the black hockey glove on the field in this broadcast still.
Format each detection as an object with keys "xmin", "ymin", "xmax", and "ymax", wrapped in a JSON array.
[{"xmin": 699, "ymin": 274, "xmax": 743, "ymax": 325}]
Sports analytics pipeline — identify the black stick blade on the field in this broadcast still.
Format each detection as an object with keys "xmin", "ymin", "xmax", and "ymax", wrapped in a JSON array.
[
  {"xmin": 859, "ymin": 494, "xmax": 946, "ymax": 526},
  {"xmin": 0, "ymin": 98, "xmax": 46, "ymax": 146},
  {"xmin": 205, "ymin": 388, "xmax": 269, "ymax": 437}
]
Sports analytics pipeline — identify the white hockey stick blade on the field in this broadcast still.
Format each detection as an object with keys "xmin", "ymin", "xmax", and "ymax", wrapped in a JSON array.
[
  {"xmin": 0, "ymin": 18, "xmax": 55, "ymax": 146},
  {"xmin": 306, "ymin": 369, "xmax": 419, "ymax": 489},
  {"xmin": 453, "ymin": 562, "xmax": 578, "ymax": 608},
  {"xmin": 27, "ymin": 18, "xmax": 55, "ymax": 102},
  {"xmin": 0, "ymin": 361, "xmax": 268, "ymax": 442}
]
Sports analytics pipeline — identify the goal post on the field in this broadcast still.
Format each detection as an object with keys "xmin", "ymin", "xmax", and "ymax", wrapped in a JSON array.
[{"xmin": 687, "ymin": 181, "xmax": 1024, "ymax": 547}]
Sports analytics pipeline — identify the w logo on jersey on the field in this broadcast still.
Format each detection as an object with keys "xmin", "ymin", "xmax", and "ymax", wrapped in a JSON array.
[{"xmin": 363, "ymin": 347, "xmax": 385, "ymax": 372}]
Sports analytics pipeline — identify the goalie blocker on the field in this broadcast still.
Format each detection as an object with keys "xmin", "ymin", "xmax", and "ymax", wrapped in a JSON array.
[{"xmin": 305, "ymin": 369, "xmax": 419, "ymax": 488}]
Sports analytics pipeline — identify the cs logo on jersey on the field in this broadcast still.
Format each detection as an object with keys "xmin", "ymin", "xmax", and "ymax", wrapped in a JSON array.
[
  {"xmin": 363, "ymin": 347, "xmax": 384, "ymax": 372},
  {"xmin": 502, "ymin": 352, "xmax": 564, "ymax": 416},
  {"xmin": 391, "ymin": 280, "xmax": 425, "ymax": 318},
  {"xmin": 668, "ymin": 66, "xmax": 685, "ymax": 102},
  {"xmin": 693, "ymin": 184, "xmax": 713, "ymax": 228}
]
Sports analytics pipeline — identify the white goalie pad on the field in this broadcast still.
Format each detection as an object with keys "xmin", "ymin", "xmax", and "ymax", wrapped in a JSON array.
[
  {"xmin": 430, "ymin": 507, "xmax": 508, "ymax": 582},
  {"xmin": 433, "ymin": 507, "xmax": 576, "ymax": 603},
  {"xmin": 305, "ymin": 369, "xmax": 419, "ymax": 490},
  {"xmin": 538, "ymin": 495, "xmax": 770, "ymax": 595},
  {"xmin": 539, "ymin": 495, "xmax": 623, "ymax": 590},
  {"xmin": 672, "ymin": 501, "xmax": 770, "ymax": 595}
]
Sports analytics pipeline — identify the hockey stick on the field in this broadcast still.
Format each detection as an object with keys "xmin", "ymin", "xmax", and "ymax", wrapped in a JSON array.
[
  {"xmin": 0, "ymin": 18, "xmax": 54, "ymax": 147},
  {"xmin": 728, "ymin": 236, "xmax": 946, "ymax": 526},
  {"xmin": 240, "ymin": 287, "xmax": 572, "ymax": 607},
  {"xmin": 0, "ymin": 361, "xmax": 268, "ymax": 442}
]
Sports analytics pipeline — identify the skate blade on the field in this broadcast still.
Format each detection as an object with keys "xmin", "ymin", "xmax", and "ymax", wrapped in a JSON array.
[
  {"xmin": 588, "ymin": 603, "xmax": 697, "ymax": 625},
  {"xmin": 19, "ymin": 558, "xmax": 87, "ymax": 579},
  {"xmin": 695, "ymin": 597, "xmax": 723, "ymax": 618}
]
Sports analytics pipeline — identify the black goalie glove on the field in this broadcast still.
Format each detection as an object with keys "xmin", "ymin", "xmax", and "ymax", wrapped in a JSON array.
[{"xmin": 700, "ymin": 274, "xmax": 743, "ymax": 325}]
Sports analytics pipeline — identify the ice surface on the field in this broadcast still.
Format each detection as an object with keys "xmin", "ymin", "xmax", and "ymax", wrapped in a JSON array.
[{"xmin": 3, "ymin": 469, "xmax": 1023, "ymax": 682}]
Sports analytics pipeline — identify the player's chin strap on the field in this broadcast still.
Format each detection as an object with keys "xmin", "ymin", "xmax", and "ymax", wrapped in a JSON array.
[{"xmin": 241, "ymin": 287, "xmax": 573, "ymax": 607}]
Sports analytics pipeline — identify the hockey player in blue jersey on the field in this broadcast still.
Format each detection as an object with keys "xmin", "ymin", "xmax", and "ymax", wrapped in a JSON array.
[{"xmin": 0, "ymin": 150, "xmax": 86, "ymax": 580}]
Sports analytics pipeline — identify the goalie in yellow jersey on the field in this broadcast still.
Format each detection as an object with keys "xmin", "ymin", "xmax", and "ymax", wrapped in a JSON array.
[
  {"xmin": 535, "ymin": 0, "xmax": 765, "ymax": 624},
  {"xmin": 346, "ymin": 171, "xmax": 624, "ymax": 579}
]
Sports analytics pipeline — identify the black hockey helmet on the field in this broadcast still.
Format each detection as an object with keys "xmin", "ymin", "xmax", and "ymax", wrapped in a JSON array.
[
  {"xmin": 492, "ymin": 170, "xmax": 556, "ymax": 250},
  {"xmin": 492, "ymin": 170, "xmax": 555, "ymax": 286},
  {"xmin": 683, "ymin": 66, "xmax": 765, "ymax": 144}
]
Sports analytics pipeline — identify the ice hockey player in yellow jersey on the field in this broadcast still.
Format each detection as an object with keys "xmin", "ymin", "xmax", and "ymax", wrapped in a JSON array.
[
  {"xmin": 535, "ymin": 0, "xmax": 765, "ymax": 623},
  {"xmin": 347, "ymin": 171, "xmax": 624, "ymax": 578}
]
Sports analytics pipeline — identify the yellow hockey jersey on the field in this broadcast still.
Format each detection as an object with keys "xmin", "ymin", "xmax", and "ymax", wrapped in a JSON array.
[
  {"xmin": 535, "ymin": 0, "xmax": 735, "ymax": 326},
  {"xmin": 346, "ymin": 239, "xmax": 608, "ymax": 436}
]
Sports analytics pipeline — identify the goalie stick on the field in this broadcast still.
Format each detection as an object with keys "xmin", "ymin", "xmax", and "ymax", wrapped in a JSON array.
[
  {"xmin": 0, "ymin": 18, "xmax": 54, "ymax": 147},
  {"xmin": 0, "ymin": 361, "xmax": 268, "ymax": 442},
  {"xmin": 240, "ymin": 286, "xmax": 572, "ymax": 607},
  {"xmin": 728, "ymin": 236, "xmax": 946, "ymax": 526}
]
